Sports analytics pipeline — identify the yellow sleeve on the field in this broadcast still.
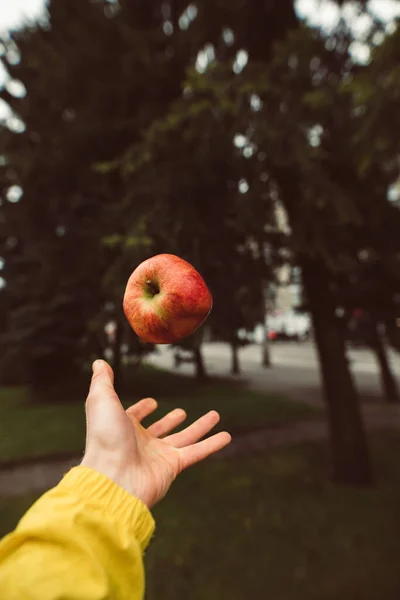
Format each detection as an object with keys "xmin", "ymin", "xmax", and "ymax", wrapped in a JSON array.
[{"xmin": 0, "ymin": 466, "xmax": 155, "ymax": 600}]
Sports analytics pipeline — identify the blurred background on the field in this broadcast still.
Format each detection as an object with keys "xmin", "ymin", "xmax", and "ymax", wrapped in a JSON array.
[{"xmin": 1, "ymin": 0, "xmax": 400, "ymax": 597}]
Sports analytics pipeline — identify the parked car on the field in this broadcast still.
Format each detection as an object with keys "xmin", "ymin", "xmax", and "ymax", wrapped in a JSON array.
[{"xmin": 267, "ymin": 309, "xmax": 311, "ymax": 342}]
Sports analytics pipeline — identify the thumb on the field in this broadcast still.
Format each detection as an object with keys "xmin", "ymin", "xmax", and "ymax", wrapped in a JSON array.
[
  {"xmin": 87, "ymin": 359, "xmax": 116, "ymax": 403},
  {"xmin": 83, "ymin": 360, "xmax": 125, "ymax": 465}
]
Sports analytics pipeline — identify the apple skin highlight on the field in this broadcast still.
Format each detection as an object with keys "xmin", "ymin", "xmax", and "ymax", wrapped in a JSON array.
[{"xmin": 123, "ymin": 254, "xmax": 213, "ymax": 344}]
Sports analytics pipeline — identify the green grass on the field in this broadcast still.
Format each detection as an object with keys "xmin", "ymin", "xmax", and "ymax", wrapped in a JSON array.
[
  {"xmin": 0, "ymin": 365, "xmax": 317, "ymax": 463},
  {"xmin": 0, "ymin": 493, "xmax": 40, "ymax": 538},
  {"xmin": 0, "ymin": 387, "xmax": 87, "ymax": 463},
  {"xmin": 1, "ymin": 434, "xmax": 400, "ymax": 599},
  {"xmin": 148, "ymin": 433, "xmax": 400, "ymax": 600}
]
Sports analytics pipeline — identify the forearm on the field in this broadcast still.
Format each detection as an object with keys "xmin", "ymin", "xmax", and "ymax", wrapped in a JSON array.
[{"xmin": 0, "ymin": 467, "xmax": 155, "ymax": 600}]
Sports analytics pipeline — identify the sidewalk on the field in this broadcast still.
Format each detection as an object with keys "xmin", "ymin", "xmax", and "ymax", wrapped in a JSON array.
[{"xmin": 148, "ymin": 341, "xmax": 400, "ymax": 407}]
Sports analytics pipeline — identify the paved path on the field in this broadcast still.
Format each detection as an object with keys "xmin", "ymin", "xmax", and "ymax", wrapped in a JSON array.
[
  {"xmin": 148, "ymin": 341, "xmax": 400, "ymax": 406},
  {"xmin": 0, "ymin": 457, "xmax": 79, "ymax": 498}
]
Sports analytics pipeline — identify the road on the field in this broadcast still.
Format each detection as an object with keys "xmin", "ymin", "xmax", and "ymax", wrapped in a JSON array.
[{"xmin": 147, "ymin": 341, "xmax": 400, "ymax": 406}]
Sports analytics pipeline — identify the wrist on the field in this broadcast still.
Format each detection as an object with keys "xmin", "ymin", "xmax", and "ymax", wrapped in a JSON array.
[{"xmin": 80, "ymin": 454, "xmax": 152, "ymax": 508}]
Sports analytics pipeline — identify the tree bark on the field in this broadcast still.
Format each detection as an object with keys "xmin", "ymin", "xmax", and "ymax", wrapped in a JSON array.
[
  {"xmin": 261, "ymin": 329, "xmax": 271, "ymax": 368},
  {"xmin": 385, "ymin": 317, "xmax": 400, "ymax": 352},
  {"xmin": 193, "ymin": 345, "xmax": 207, "ymax": 380},
  {"xmin": 276, "ymin": 168, "xmax": 372, "ymax": 486},
  {"xmin": 231, "ymin": 339, "xmax": 240, "ymax": 375},
  {"xmin": 260, "ymin": 277, "xmax": 271, "ymax": 367},
  {"xmin": 301, "ymin": 258, "xmax": 373, "ymax": 486},
  {"xmin": 370, "ymin": 320, "xmax": 400, "ymax": 404}
]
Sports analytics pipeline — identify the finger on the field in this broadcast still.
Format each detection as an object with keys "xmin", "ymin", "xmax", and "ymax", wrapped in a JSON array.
[
  {"xmin": 147, "ymin": 408, "xmax": 187, "ymax": 438},
  {"xmin": 180, "ymin": 432, "xmax": 232, "ymax": 470},
  {"xmin": 164, "ymin": 411, "xmax": 220, "ymax": 448},
  {"xmin": 85, "ymin": 361, "xmax": 121, "ymax": 433},
  {"xmin": 87, "ymin": 360, "xmax": 116, "ymax": 403},
  {"xmin": 126, "ymin": 398, "xmax": 158, "ymax": 422}
]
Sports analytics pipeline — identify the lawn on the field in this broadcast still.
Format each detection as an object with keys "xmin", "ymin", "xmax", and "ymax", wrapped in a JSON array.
[
  {"xmin": 145, "ymin": 434, "xmax": 400, "ymax": 600},
  {"xmin": 0, "ymin": 365, "xmax": 318, "ymax": 463},
  {"xmin": 1, "ymin": 434, "xmax": 400, "ymax": 599}
]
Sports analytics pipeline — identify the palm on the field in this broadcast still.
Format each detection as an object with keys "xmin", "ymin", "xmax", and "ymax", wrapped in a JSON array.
[{"xmin": 84, "ymin": 371, "xmax": 230, "ymax": 508}]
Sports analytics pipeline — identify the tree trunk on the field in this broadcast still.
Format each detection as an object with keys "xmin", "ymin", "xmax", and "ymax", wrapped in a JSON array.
[
  {"xmin": 301, "ymin": 258, "xmax": 373, "ymax": 486},
  {"xmin": 261, "ymin": 328, "xmax": 271, "ymax": 368},
  {"xmin": 259, "ymin": 279, "xmax": 271, "ymax": 367},
  {"xmin": 231, "ymin": 340, "xmax": 240, "ymax": 375},
  {"xmin": 193, "ymin": 345, "xmax": 207, "ymax": 380},
  {"xmin": 385, "ymin": 317, "xmax": 400, "ymax": 352},
  {"xmin": 370, "ymin": 320, "xmax": 399, "ymax": 404}
]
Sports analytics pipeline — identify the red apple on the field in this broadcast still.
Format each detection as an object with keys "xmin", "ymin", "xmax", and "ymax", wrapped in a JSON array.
[{"xmin": 123, "ymin": 254, "xmax": 213, "ymax": 344}]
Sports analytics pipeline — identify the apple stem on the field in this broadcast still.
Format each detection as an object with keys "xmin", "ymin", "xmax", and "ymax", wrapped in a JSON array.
[{"xmin": 145, "ymin": 279, "xmax": 160, "ymax": 297}]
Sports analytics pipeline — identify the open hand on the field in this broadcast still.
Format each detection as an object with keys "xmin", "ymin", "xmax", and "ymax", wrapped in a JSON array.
[{"xmin": 81, "ymin": 360, "xmax": 231, "ymax": 508}]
